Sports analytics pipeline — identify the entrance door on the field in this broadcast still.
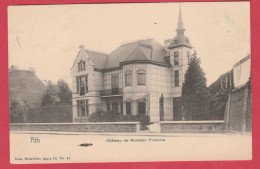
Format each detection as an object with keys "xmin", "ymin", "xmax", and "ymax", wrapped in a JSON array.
[
  {"xmin": 173, "ymin": 97, "xmax": 182, "ymax": 120},
  {"xmin": 112, "ymin": 102, "xmax": 118, "ymax": 113}
]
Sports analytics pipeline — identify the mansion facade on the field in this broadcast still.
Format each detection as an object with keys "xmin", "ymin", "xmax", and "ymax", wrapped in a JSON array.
[{"xmin": 71, "ymin": 8, "xmax": 195, "ymax": 122}]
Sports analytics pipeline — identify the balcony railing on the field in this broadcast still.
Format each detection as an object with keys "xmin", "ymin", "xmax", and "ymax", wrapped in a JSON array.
[{"xmin": 100, "ymin": 88, "xmax": 123, "ymax": 97}]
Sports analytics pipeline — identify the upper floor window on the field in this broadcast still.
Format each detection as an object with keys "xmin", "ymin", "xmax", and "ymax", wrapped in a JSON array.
[
  {"xmin": 76, "ymin": 76, "xmax": 88, "ymax": 95},
  {"xmin": 187, "ymin": 51, "xmax": 190, "ymax": 64},
  {"xmin": 125, "ymin": 70, "xmax": 132, "ymax": 86},
  {"xmin": 137, "ymin": 69, "xmax": 146, "ymax": 85},
  {"xmin": 78, "ymin": 60, "xmax": 86, "ymax": 71},
  {"xmin": 111, "ymin": 73, "xmax": 119, "ymax": 89},
  {"xmin": 175, "ymin": 70, "xmax": 179, "ymax": 87},
  {"xmin": 174, "ymin": 52, "xmax": 179, "ymax": 65}
]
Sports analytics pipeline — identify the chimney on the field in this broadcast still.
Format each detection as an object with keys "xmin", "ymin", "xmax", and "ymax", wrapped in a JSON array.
[{"xmin": 11, "ymin": 65, "xmax": 18, "ymax": 71}]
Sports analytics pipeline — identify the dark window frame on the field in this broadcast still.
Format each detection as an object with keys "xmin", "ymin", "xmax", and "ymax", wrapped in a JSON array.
[
  {"xmin": 77, "ymin": 100, "xmax": 89, "ymax": 117},
  {"xmin": 76, "ymin": 75, "xmax": 88, "ymax": 95},
  {"xmin": 78, "ymin": 60, "xmax": 86, "ymax": 72},
  {"xmin": 137, "ymin": 69, "xmax": 146, "ymax": 86},
  {"xmin": 175, "ymin": 70, "xmax": 179, "ymax": 87},
  {"xmin": 174, "ymin": 51, "xmax": 179, "ymax": 65},
  {"xmin": 126, "ymin": 102, "xmax": 131, "ymax": 115},
  {"xmin": 125, "ymin": 70, "xmax": 132, "ymax": 86}
]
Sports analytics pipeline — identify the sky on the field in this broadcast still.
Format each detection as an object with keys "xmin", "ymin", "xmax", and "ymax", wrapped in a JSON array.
[{"xmin": 8, "ymin": 2, "xmax": 250, "ymax": 86}]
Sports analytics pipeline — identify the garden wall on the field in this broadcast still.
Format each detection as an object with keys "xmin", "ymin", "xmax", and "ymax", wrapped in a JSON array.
[
  {"xmin": 10, "ymin": 122, "xmax": 140, "ymax": 132},
  {"xmin": 160, "ymin": 120, "xmax": 225, "ymax": 133}
]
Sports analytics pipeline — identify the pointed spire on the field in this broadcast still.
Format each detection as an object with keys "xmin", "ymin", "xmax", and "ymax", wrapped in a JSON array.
[
  {"xmin": 176, "ymin": 5, "xmax": 185, "ymax": 35},
  {"xmin": 177, "ymin": 5, "xmax": 184, "ymax": 29}
]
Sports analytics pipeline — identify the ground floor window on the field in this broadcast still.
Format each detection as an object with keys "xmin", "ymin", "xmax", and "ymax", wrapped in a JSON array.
[
  {"xmin": 138, "ymin": 101, "xmax": 146, "ymax": 115},
  {"xmin": 112, "ymin": 102, "xmax": 119, "ymax": 113},
  {"xmin": 107, "ymin": 103, "xmax": 111, "ymax": 111},
  {"xmin": 121, "ymin": 103, "xmax": 123, "ymax": 115},
  {"xmin": 77, "ymin": 100, "xmax": 89, "ymax": 117},
  {"xmin": 126, "ymin": 102, "xmax": 131, "ymax": 115}
]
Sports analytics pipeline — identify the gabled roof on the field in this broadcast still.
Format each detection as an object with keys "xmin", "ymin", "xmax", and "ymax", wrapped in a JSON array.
[
  {"xmin": 233, "ymin": 54, "xmax": 251, "ymax": 68},
  {"xmin": 73, "ymin": 39, "xmax": 170, "ymax": 71}
]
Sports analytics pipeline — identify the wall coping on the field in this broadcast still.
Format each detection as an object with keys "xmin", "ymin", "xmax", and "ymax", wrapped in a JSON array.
[
  {"xmin": 10, "ymin": 122, "xmax": 141, "ymax": 125},
  {"xmin": 160, "ymin": 120, "xmax": 225, "ymax": 124}
]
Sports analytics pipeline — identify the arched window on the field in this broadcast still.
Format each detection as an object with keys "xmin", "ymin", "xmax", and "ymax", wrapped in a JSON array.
[
  {"xmin": 125, "ymin": 70, "xmax": 132, "ymax": 86},
  {"xmin": 137, "ymin": 69, "xmax": 146, "ymax": 85}
]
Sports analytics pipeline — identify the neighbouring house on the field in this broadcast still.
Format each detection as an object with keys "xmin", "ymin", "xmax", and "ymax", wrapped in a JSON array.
[
  {"xmin": 9, "ymin": 66, "xmax": 46, "ymax": 123},
  {"xmin": 225, "ymin": 55, "xmax": 251, "ymax": 132},
  {"xmin": 71, "ymin": 8, "xmax": 196, "ymax": 123},
  {"xmin": 209, "ymin": 55, "xmax": 251, "ymax": 132},
  {"xmin": 9, "ymin": 65, "xmax": 46, "ymax": 107}
]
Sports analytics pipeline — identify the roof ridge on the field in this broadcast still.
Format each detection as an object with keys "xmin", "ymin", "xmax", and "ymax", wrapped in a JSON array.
[
  {"xmin": 121, "ymin": 38, "xmax": 153, "ymax": 46},
  {"xmin": 84, "ymin": 49, "xmax": 107, "ymax": 55}
]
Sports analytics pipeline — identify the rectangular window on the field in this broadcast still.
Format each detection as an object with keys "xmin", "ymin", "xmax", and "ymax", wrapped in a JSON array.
[
  {"xmin": 107, "ymin": 103, "xmax": 111, "ymax": 111},
  {"xmin": 112, "ymin": 102, "xmax": 118, "ymax": 113},
  {"xmin": 137, "ymin": 73, "xmax": 145, "ymax": 85},
  {"xmin": 77, "ymin": 76, "xmax": 88, "ymax": 95},
  {"xmin": 121, "ymin": 103, "xmax": 123, "ymax": 115},
  {"xmin": 76, "ymin": 77, "xmax": 79, "ymax": 93},
  {"xmin": 111, "ymin": 74, "xmax": 119, "ymax": 89},
  {"xmin": 174, "ymin": 52, "xmax": 179, "ymax": 65},
  {"xmin": 138, "ymin": 102, "xmax": 146, "ymax": 115},
  {"xmin": 175, "ymin": 70, "xmax": 179, "ymax": 87},
  {"xmin": 77, "ymin": 100, "xmax": 89, "ymax": 117},
  {"xmin": 187, "ymin": 51, "xmax": 190, "ymax": 64},
  {"xmin": 82, "ymin": 61, "xmax": 85, "ymax": 71},
  {"xmin": 126, "ymin": 102, "xmax": 131, "ymax": 115},
  {"xmin": 125, "ymin": 72, "xmax": 132, "ymax": 86},
  {"xmin": 78, "ymin": 63, "xmax": 81, "ymax": 71},
  {"xmin": 78, "ymin": 60, "xmax": 86, "ymax": 71}
]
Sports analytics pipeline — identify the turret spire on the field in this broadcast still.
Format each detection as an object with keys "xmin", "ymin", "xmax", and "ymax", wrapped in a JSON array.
[{"xmin": 176, "ymin": 5, "xmax": 185, "ymax": 35}]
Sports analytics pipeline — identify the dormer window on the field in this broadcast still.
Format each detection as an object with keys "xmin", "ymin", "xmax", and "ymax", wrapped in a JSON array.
[{"xmin": 78, "ymin": 60, "xmax": 86, "ymax": 71}]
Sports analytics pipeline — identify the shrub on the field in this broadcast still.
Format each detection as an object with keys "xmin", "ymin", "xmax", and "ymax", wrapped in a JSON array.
[
  {"xmin": 88, "ymin": 109, "xmax": 119, "ymax": 122},
  {"xmin": 88, "ymin": 110, "xmax": 150, "ymax": 127}
]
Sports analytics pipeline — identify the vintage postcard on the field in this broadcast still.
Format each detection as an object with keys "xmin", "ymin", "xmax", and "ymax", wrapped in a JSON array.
[{"xmin": 8, "ymin": 2, "xmax": 251, "ymax": 164}]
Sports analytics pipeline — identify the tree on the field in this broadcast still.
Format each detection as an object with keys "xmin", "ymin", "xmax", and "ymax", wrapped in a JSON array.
[
  {"xmin": 9, "ymin": 99, "xmax": 26, "ymax": 123},
  {"xmin": 181, "ymin": 55, "xmax": 210, "ymax": 120},
  {"xmin": 57, "ymin": 79, "xmax": 72, "ymax": 103},
  {"xmin": 41, "ymin": 81, "xmax": 58, "ymax": 106},
  {"xmin": 41, "ymin": 79, "xmax": 72, "ymax": 106}
]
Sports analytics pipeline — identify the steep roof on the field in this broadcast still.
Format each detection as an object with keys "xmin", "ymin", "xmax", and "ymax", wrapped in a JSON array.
[
  {"xmin": 9, "ymin": 69, "xmax": 46, "ymax": 107},
  {"xmin": 104, "ymin": 39, "xmax": 169, "ymax": 69},
  {"xmin": 85, "ymin": 50, "xmax": 107, "ymax": 69}
]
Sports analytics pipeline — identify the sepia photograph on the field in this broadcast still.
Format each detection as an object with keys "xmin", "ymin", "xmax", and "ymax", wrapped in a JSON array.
[{"xmin": 8, "ymin": 1, "xmax": 251, "ymax": 163}]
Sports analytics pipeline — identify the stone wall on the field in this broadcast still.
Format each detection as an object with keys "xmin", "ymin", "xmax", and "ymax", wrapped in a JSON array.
[
  {"xmin": 160, "ymin": 121, "xmax": 225, "ymax": 133},
  {"xmin": 10, "ymin": 122, "xmax": 140, "ymax": 132}
]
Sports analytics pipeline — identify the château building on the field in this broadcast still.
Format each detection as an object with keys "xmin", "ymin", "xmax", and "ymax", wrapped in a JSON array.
[{"xmin": 70, "ymin": 7, "xmax": 195, "ymax": 122}]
